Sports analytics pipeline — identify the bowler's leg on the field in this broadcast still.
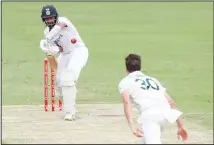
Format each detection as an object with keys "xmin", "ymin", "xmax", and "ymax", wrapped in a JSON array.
[{"xmin": 141, "ymin": 121, "xmax": 162, "ymax": 144}]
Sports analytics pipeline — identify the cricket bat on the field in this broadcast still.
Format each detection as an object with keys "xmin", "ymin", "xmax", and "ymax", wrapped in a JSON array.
[
  {"xmin": 46, "ymin": 55, "xmax": 57, "ymax": 70},
  {"xmin": 45, "ymin": 39, "xmax": 58, "ymax": 70}
]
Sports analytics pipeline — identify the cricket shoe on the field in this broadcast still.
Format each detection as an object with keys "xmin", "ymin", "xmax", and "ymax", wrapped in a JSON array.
[{"xmin": 64, "ymin": 112, "xmax": 75, "ymax": 121}]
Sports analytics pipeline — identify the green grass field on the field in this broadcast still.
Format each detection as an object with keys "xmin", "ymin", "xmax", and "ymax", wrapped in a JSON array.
[{"xmin": 2, "ymin": 2, "xmax": 213, "ymax": 129}]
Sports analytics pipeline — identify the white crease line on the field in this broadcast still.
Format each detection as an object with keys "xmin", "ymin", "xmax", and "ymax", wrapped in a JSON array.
[
  {"xmin": 2, "ymin": 105, "xmax": 213, "ymax": 115},
  {"xmin": 2, "ymin": 104, "xmax": 108, "ymax": 108}
]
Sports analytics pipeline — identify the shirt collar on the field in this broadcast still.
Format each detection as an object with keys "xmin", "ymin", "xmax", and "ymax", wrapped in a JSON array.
[{"xmin": 128, "ymin": 71, "xmax": 144, "ymax": 77}]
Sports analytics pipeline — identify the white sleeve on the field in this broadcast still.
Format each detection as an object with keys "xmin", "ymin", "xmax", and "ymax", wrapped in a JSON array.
[
  {"xmin": 45, "ymin": 17, "xmax": 71, "ymax": 41},
  {"xmin": 118, "ymin": 78, "xmax": 130, "ymax": 94},
  {"xmin": 43, "ymin": 27, "xmax": 58, "ymax": 46},
  {"xmin": 49, "ymin": 41, "xmax": 58, "ymax": 47},
  {"xmin": 58, "ymin": 17, "xmax": 71, "ymax": 27},
  {"xmin": 43, "ymin": 28, "xmax": 58, "ymax": 47},
  {"xmin": 44, "ymin": 27, "xmax": 49, "ymax": 37}
]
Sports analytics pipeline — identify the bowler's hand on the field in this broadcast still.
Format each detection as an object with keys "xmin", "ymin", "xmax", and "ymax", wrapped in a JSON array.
[
  {"xmin": 177, "ymin": 127, "xmax": 188, "ymax": 141},
  {"xmin": 131, "ymin": 125, "xmax": 143, "ymax": 138}
]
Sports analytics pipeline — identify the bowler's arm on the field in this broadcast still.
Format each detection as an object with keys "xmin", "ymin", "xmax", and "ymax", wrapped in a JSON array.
[
  {"xmin": 121, "ymin": 90, "xmax": 135, "ymax": 128},
  {"xmin": 164, "ymin": 92, "xmax": 176, "ymax": 109},
  {"xmin": 164, "ymin": 92, "xmax": 184, "ymax": 128}
]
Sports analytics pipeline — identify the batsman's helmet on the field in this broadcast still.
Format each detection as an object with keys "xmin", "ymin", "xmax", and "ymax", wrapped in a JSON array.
[{"xmin": 41, "ymin": 5, "xmax": 58, "ymax": 28}]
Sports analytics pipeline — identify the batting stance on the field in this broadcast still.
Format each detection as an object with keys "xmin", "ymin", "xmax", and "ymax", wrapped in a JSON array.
[
  {"xmin": 118, "ymin": 54, "xmax": 188, "ymax": 144},
  {"xmin": 39, "ymin": 5, "xmax": 89, "ymax": 121}
]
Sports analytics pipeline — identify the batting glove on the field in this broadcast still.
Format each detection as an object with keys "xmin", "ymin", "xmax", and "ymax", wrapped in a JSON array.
[
  {"xmin": 40, "ymin": 39, "xmax": 49, "ymax": 52},
  {"xmin": 40, "ymin": 39, "xmax": 60, "ymax": 56}
]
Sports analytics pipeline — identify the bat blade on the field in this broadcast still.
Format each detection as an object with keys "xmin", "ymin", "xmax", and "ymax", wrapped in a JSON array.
[{"xmin": 47, "ymin": 55, "xmax": 57, "ymax": 70}]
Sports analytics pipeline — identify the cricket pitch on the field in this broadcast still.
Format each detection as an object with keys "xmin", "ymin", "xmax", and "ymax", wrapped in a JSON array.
[{"xmin": 2, "ymin": 104, "xmax": 213, "ymax": 144}]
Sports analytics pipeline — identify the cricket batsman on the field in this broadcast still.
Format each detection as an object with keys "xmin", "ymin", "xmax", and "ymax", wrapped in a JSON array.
[
  {"xmin": 39, "ymin": 5, "xmax": 89, "ymax": 121},
  {"xmin": 118, "ymin": 54, "xmax": 188, "ymax": 144}
]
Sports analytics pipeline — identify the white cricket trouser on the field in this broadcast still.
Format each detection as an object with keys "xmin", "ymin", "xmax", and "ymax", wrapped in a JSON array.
[
  {"xmin": 140, "ymin": 120, "xmax": 165, "ymax": 144},
  {"xmin": 56, "ymin": 46, "xmax": 89, "ymax": 87},
  {"xmin": 139, "ymin": 108, "xmax": 182, "ymax": 144}
]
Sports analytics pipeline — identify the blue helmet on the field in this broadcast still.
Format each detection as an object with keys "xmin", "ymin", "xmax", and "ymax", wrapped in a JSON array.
[{"xmin": 41, "ymin": 5, "xmax": 58, "ymax": 28}]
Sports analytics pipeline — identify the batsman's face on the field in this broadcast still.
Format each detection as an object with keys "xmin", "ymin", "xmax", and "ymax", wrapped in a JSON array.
[{"xmin": 44, "ymin": 17, "xmax": 55, "ymax": 25}]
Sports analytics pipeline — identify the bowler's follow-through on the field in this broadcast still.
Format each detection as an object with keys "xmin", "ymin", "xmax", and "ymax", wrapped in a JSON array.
[{"xmin": 118, "ymin": 54, "xmax": 188, "ymax": 144}]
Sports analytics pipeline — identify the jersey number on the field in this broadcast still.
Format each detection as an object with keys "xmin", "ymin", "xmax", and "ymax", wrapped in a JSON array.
[{"xmin": 135, "ymin": 78, "xmax": 159, "ymax": 90}]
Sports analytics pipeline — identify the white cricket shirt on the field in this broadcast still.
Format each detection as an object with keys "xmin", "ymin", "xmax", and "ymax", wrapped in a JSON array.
[
  {"xmin": 118, "ymin": 71, "xmax": 183, "ymax": 123},
  {"xmin": 44, "ymin": 17, "xmax": 86, "ymax": 54}
]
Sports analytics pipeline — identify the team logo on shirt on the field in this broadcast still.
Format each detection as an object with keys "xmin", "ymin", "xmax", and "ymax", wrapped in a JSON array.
[{"xmin": 54, "ymin": 34, "xmax": 63, "ymax": 46}]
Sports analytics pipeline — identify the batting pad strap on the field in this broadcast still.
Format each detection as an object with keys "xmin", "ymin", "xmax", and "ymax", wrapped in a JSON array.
[
  {"xmin": 46, "ymin": 25, "xmax": 61, "ymax": 40},
  {"xmin": 60, "ymin": 70, "xmax": 76, "ymax": 87}
]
